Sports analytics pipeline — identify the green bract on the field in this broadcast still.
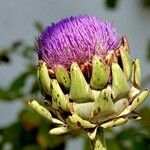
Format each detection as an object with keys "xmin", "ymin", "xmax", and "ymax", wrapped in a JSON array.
[{"xmin": 28, "ymin": 36, "xmax": 149, "ymax": 141}]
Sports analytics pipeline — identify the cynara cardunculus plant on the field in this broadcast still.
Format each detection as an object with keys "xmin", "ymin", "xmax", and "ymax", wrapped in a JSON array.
[{"xmin": 28, "ymin": 15, "xmax": 149, "ymax": 150}]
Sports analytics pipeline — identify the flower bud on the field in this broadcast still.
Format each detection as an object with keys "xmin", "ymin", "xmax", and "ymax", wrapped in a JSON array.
[{"xmin": 28, "ymin": 15, "xmax": 149, "ymax": 140}]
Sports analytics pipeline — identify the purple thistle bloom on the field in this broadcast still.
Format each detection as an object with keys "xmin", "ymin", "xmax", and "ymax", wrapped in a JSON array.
[{"xmin": 36, "ymin": 15, "xmax": 119, "ymax": 69}]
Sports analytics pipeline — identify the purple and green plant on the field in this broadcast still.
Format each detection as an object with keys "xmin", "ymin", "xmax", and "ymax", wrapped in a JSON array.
[{"xmin": 28, "ymin": 15, "xmax": 149, "ymax": 150}]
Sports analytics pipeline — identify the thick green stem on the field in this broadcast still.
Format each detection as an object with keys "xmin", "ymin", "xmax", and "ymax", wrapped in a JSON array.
[{"xmin": 91, "ymin": 127, "xmax": 107, "ymax": 150}]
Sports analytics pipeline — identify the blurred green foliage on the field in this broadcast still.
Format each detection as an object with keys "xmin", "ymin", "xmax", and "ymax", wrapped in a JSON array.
[
  {"xmin": 147, "ymin": 40, "xmax": 150, "ymax": 62},
  {"xmin": 0, "ymin": 108, "xmax": 66, "ymax": 150},
  {"xmin": 142, "ymin": 0, "xmax": 150, "ymax": 7},
  {"xmin": 105, "ymin": 0, "xmax": 118, "ymax": 9},
  {"xmin": 0, "ymin": 26, "xmax": 39, "ymax": 101},
  {"xmin": 105, "ymin": 0, "xmax": 150, "ymax": 9}
]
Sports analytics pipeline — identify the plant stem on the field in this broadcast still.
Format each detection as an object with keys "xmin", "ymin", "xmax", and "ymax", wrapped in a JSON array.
[{"xmin": 91, "ymin": 127, "xmax": 107, "ymax": 150}]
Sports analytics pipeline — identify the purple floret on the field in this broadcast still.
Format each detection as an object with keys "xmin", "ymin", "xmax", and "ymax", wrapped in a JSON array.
[{"xmin": 36, "ymin": 15, "xmax": 119, "ymax": 68}]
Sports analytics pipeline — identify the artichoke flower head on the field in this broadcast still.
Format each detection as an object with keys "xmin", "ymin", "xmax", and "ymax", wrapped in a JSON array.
[
  {"xmin": 36, "ymin": 15, "xmax": 118, "ymax": 68},
  {"xmin": 28, "ymin": 15, "xmax": 149, "ymax": 139}
]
